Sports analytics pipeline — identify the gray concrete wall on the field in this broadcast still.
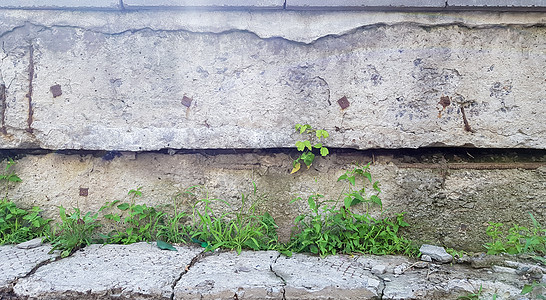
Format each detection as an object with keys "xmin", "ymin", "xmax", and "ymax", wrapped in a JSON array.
[
  {"xmin": 4, "ymin": 151, "xmax": 545, "ymax": 251},
  {"xmin": 0, "ymin": 6, "xmax": 544, "ymax": 251},
  {"xmin": 0, "ymin": 10, "xmax": 545, "ymax": 150}
]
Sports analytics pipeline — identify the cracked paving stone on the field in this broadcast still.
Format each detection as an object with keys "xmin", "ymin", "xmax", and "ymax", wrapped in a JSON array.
[
  {"xmin": 0, "ymin": 244, "xmax": 59, "ymax": 291},
  {"xmin": 12, "ymin": 242, "xmax": 203, "ymax": 300},
  {"xmin": 272, "ymin": 253, "xmax": 383, "ymax": 299},
  {"xmin": 174, "ymin": 250, "xmax": 283, "ymax": 299}
]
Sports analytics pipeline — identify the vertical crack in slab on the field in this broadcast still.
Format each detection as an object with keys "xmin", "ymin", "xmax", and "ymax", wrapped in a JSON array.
[
  {"xmin": 25, "ymin": 43, "xmax": 34, "ymax": 134},
  {"xmin": 269, "ymin": 253, "xmax": 286, "ymax": 300},
  {"xmin": 169, "ymin": 249, "xmax": 207, "ymax": 300}
]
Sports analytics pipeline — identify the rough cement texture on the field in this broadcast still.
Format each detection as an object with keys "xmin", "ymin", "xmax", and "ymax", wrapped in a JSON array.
[
  {"xmin": 123, "ymin": 0, "xmax": 285, "ymax": 9},
  {"xmin": 174, "ymin": 250, "xmax": 283, "ymax": 299},
  {"xmin": 0, "ymin": 10, "xmax": 544, "ymax": 150},
  {"xmin": 273, "ymin": 253, "xmax": 383, "ymax": 299},
  {"xmin": 2, "ymin": 244, "xmax": 544, "ymax": 300},
  {"xmin": 0, "ymin": 244, "xmax": 58, "ymax": 293},
  {"xmin": 286, "ymin": 0, "xmax": 446, "ymax": 9},
  {"xmin": 13, "ymin": 242, "xmax": 204, "ymax": 300},
  {"xmin": 4, "ymin": 151, "xmax": 545, "ymax": 251}
]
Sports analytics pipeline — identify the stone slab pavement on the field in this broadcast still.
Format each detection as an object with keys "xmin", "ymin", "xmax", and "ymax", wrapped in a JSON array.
[{"xmin": 0, "ymin": 241, "xmax": 544, "ymax": 300}]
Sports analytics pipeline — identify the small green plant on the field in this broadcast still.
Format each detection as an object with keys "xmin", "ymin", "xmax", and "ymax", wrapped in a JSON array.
[
  {"xmin": 47, "ymin": 206, "xmax": 101, "ymax": 257},
  {"xmin": 338, "ymin": 162, "xmax": 382, "ymax": 213},
  {"xmin": 521, "ymin": 281, "xmax": 546, "ymax": 299},
  {"xmin": 291, "ymin": 124, "xmax": 329, "ymax": 174},
  {"xmin": 0, "ymin": 158, "xmax": 50, "ymax": 245},
  {"xmin": 99, "ymin": 187, "xmax": 166, "ymax": 244},
  {"xmin": 484, "ymin": 213, "xmax": 546, "ymax": 255},
  {"xmin": 0, "ymin": 158, "xmax": 22, "ymax": 198},
  {"xmin": 185, "ymin": 184, "xmax": 280, "ymax": 254},
  {"xmin": 446, "ymin": 247, "xmax": 468, "ymax": 260},
  {"xmin": 288, "ymin": 164, "xmax": 417, "ymax": 257},
  {"xmin": 156, "ymin": 193, "xmax": 190, "ymax": 244},
  {"xmin": 0, "ymin": 199, "xmax": 50, "ymax": 245}
]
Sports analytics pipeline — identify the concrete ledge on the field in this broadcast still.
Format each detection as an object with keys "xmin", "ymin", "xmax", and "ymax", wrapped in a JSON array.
[
  {"xmin": 1, "ymin": 0, "xmax": 545, "ymax": 10},
  {"xmin": 0, "ymin": 0, "xmax": 121, "ymax": 10},
  {"xmin": 123, "ymin": 0, "xmax": 285, "ymax": 10},
  {"xmin": 286, "ymin": 0, "xmax": 446, "ymax": 9}
]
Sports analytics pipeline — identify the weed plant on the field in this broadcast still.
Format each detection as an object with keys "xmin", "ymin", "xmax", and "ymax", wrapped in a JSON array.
[
  {"xmin": 184, "ymin": 184, "xmax": 280, "ymax": 254},
  {"xmin": 288, "ymin": 163, "xmax": 417, "ymax": 257},
  {"xmin": 484, "ymin": 213, "xmax": 546, "ymax": 256},
  {"xmin": 291, "ymin": 124, "xmax": 329, "ymax": 174},
  {"xmin": 46, "ymin": 206, "xmax": 101, "ymax": 257},
  {"xmin": 0, "ymin": 158, "xmax": 50, "ymax": 245},
  {"xmin": 0, "ymin": 199, "xmax": 50, "ymax": 245},
  {"xmin": 99, "ymin": 187, "xmax": 166, "ymax": 244}
]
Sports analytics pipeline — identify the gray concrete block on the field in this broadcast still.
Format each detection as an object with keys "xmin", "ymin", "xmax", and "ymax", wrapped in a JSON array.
[
  {"xmin": 174, "ymin": 250, "xmax": 283, "ymax": 299},
  {"xmin": 419, "ymin": 244, "xmax": 453, "ymax": 263},
  {"xmin": 123, "ymin": 0, "xmax": 285, "ymax": 9},
  {"xmin": 448, "ymin": 0, "xmax": 546, "ymax": 7},
  {"xmin": 16, "ymin": 237, "xmax": 45, "ymax": 249},
  {"xmin": 272, "ymin": 254, "xmax": 383, "ymax": 299},
  {"xmin": 0, "ymin": 17, "xmax": 544, "ymax": 151},
  {"xmin": 286, "ymin": 0, "xmax": 446, "ymax": 8},
  {"xmin": 0, "ymin": 245, "xmax": 58, "ymax": 290},
  {"xmin": 0, "ymin": 0, "xmax": 120, "ymax": 9},
  {"xmin": 13, "ymin": 243, "xmax": 203, "ymax": 299}
]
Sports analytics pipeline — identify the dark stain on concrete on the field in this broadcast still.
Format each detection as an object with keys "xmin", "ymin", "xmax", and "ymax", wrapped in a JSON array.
[
  {"xmin": 338, "ymin": 96, "xmax": 350, "ymax": 110},
  {"xmin": 460, "ymin": 106, "xmax": 474, "ymax": 133},
  {"xmin": 181, "ymin": 96, "xmax": 193, "ymax": 108},
  {"xmin": 50, "ymin": 84, "xmax": 62, "ymax": 98},
  {"xmin": 0, "ymin": 83, "xmax": 7, "ymax": 135},
  {"xmin": 26, "ymin": 43, "xmax": 35, "ymax": 134},
  {"xmin": 79, "ymin": 187, "xmax": 89, "ymax": 197}
]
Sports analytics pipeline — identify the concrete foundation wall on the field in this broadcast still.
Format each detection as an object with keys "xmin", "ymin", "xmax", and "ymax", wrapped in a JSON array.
[
  {"xmin": 0, "ymin": 10, "xmax": 545, "ymax": 150},
  {"xmin": 4, "ymin": 151, "xmax": 545, "ymax": 251},
  {"xmin": 0, "ymin": 6, "xmax": 545, "ymax": 251}
]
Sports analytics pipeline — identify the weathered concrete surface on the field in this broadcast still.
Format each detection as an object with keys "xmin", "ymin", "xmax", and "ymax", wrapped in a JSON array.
[
  {"xmin": 4, "ymin": 151, "xmax": 545, "ymax": 251},
  {"xmin": 2, "ymin": 244, "xmax": 545, "ymax": 300},
  {"xmin": 273, "ymin": 253, "xmax": 384, "ymax": 299},
  {"xmin": 0, "ymin": 10, "xmax": 544, "ymax": 151},
  {"xmin": 12, "ymin": 242, "xmax": 204, "ymax": 300},
  {"xmin": 174, "ymin": 250, "xmax": 283, "ymax": 299},
  {"xmin": 0, "ymin": 244, "xmax": 58, "ymax": 293}
]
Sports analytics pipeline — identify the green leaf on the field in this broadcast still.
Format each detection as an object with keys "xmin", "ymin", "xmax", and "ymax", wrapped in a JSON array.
[
  {"xmin": 8, "ymin": 175, "xmax": 22, "ymax": 182},
  {"xmin": 347, "ymin": 176, "xmax": 356, "ymax": 186},
  {"xmin": 157, "ymin": 240, "xmax": 178, "ymax": 251},
  {"xmin": 304, "ymin": 141, "xmax": 312, "ymax": 151},
  {"xmin": 295, "ymin": 141, "xmax": 306, "ymax": 151},
  {"xmin": 117, "ymin": 203, "xmax": 130, "ymax": 211},
  {"xmin": 313, "ymin": 143, "xmax": 322, "ymax": 149},
  {"xmin": 320, "ymin": 147, "xmax": 329, "ymax": 157},
  {"xmin": 344, "ymin": 196, "xmax": 353, "ymax": 210},
  {"xmin": 370, "ymin": 195, "xmax": 382, "ymax": 207},
  {"xmin": 521, "ymin": 284, "xmax": 534, "ymax": 295},
  {"xmin": 307, "ymin": 197, "xmax": 317, "ymax": 212},
  {"xmin": 301, "ymin": 152, "xmax": 315, "ymax": 167}
]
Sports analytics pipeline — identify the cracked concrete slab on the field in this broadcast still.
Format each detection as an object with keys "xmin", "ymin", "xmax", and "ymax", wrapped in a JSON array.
[
  {"xmin": 2, "ymin": 244, "xmax": 544, "ymax": 300},
  {"xmin": 173, "ymin": 250, "xmax": 284, "ymax": 299},
  {"xmin": 0, "ymin": 244, "xmax": 59, "ymax": 292},
  {"xmin": 272, "ymin": 253, "xmax": 383, "ymax": 299},
  {"xmin": 12, "ymin": 242, "xmax": 203, "ymax": 300}
]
